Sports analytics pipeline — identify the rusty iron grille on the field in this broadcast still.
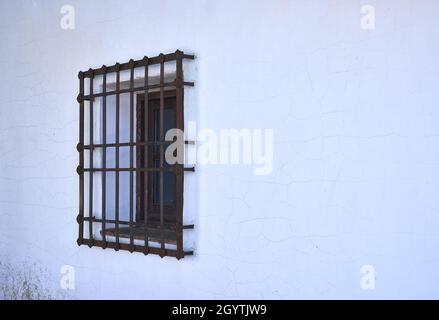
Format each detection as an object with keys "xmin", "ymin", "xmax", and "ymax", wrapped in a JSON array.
[{"xmin": 76, "ymin": 50, "xmax": 195, "ymax": 259}]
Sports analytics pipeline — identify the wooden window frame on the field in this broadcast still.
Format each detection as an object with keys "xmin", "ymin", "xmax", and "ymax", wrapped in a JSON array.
[{"xmin": 136, "ymin": 90, "xmax": 178, "ymax": 225}]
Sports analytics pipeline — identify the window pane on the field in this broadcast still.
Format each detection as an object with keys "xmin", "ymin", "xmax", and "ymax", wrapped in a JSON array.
[
  {"xmin": 153, "ymin": 160, "xmax": 175, "ymax": 205},
  {"xmin": 153, "ymin": 107, "xmax": 175, "ymax": 141}
]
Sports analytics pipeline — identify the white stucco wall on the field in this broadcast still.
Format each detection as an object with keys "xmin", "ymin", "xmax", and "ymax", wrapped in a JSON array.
[{"xmin": 1, "ymin": 0, "xmax": 439, "ymax": 299}]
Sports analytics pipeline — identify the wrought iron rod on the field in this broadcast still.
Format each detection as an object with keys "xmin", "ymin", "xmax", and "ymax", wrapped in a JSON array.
[
  {"xmin": 129, "ymin": 61, "xmax": 135, "ymax": 251},
  {"xmin": 135, "ymin": 96, "xmax": 141, "ymax": 252},
  {"xmin": 175, "ymin": 51, "xmax": 184, "ymax": 259},
  {"xmin": 159, "ymin": 55, "xmax": 165, "ymax": 256},
  {"xmin": 89, "ymin": 70, "xmax": 94, "ymax": 245},
  {"xmin": 102, "ymin": 67, "xmax": 107, "ymax": 246},
  {"xmin": 83, "ymin": 216, "xmax": 192, "ymax": 229},
  {"xmin": 115, "ymin": 66, "xmax": 120, "ymax": 249},
  {"xmin": 83, "ymin": 140, "xmax": 193, "ymax": 149},
  {"xmin": 81, "ymin": 239, "xmax": 193, "ymax": 258},
  {"xmin": 82, "ymin": 82, "xmax": 194, "ymax": 100},
  {"xmin": 81, "ymin": 52, "xmax": 194, "ymax": 78},
  {"xmin": 83, "ymin": 167, "xmax": 194, "ymax": 172},
  {"xmin": 143, "ymin": 57, "xmax": 149, "ymax": 254},
  {"xmin": 78, "ymin": 72, "xmax": 85, "ymax": 245}
]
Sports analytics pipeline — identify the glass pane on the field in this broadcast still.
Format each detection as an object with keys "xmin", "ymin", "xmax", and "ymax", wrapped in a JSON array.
[
  {"xmin": 153, "ymin": 107, "xmax": 175, "ymax": 141},
  {"xmin": 153, "ymin": 160, "xmax": 175, "ymax": 205},
  {"xmin": 151, "ymin": 100, "xmax": 176, "ymax": 206}
]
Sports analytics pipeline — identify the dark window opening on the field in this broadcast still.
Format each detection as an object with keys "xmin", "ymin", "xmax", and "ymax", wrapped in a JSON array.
[{"xmin": 136, "ymin": 92, "xmax": 177, "ymax": 225}]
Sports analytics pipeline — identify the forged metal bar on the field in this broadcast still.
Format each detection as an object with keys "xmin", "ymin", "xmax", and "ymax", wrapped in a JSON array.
[
  {"xmin": 82, "ymin": 82, "xmax": 195, "ymax": 100},
  {"xmin": 115, "ymin": 65, "xmax": 121, "ymax": 249},
  {"xmin": 102, "ymin": 66, "xmax": 107, "ymax": 247},
  {"xmin": 129, "ymin": 60, "xmax": 135, "ymax": 252},
  {"xmin": 135, "ymin": 93, "xmax": 141, "ymax": 252},
  {"xmin": 143, "ymin": 57, "xmax": 149, "ymax": 254},
  {"xmin": 159, "ymin": 55, "xmax": 165, "ymax": 256},
  {"xmin": 82, "ymin": 167, "xmax": 194, "ymax": 172},
  {"xmin": 88, "ymin": 69, "xmax": 94, "ymax": 246},
  {"xmin": 81, "ymin": 239, "xmax": 193, "ymax": 258},
  {"xmin": 81, "ymin": 52, "xmax": 195, "ymax": 78},
  {"xmin": 83, "ymin": 140, "xmax": 194, "ymax": 149},
  {"xmin": 175, "ymin": 51, "xmax": 184, "ymax": 259},
  {"xmin": 77, "ymin": 72, "xmax": 85, "ymax": 245},
  {"xmin": 83, "ymin": 216, "xmax": 193, "ymax": 229}
]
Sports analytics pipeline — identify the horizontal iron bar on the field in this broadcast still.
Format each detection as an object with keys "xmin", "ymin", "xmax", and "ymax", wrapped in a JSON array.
[
  {"xmin": 83, "ymin": 82, "xmax": 194, "ymax": 100},
  {"xmin": 81, "ymin": 51, "xmax": 195, "ymax": 78},
  {"xmin": 84, "ymin": 167, "xmax": 174, "ymax": 172},
  {"xmin": 83, "ymin": 167, "xmax": 194, "ymax": 173},
  {"xmin": 80, "ymin": 239, "xmax": 193, "ymax": 258},
  {"xmin": 83, "ymin": 82, "xmax": 175, "ymax": 100},
  {"xmin": 82, "ymin": 217, "xmax": 192, "ymax": 230},
  {"xmin": 83, "ymin": 140, "xmax": 194, "ymax": 149}
]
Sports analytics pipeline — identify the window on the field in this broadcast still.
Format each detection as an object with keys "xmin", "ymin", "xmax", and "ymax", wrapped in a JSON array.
[{"xmin": 76, "ymin": 51, "xmax": 195, "ymax": 259}]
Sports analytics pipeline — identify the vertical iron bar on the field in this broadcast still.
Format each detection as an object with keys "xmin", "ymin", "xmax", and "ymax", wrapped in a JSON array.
[
  {"xmin": 129, "ymin": 60, "xmax": 135, "ymax": 252},
  {"xmin": 115, "ymin": 65, "xmax": 120, "ymax": 249},
  {"xmin": 136, "ymin": 101, "xmax": 141, "ymax": 245},
  {"xmin": 143, "ymin": 57, "xmax": 149, "ymax": 254},
  {"xmin": 88, "ymin": 69, "xmax": 94, "ymax": 245},
  {"xmin": 175, "ymin": 50, "xmax": 184, "ymax": 259},
  {"xmin": 77, "ymin": 72, "xmax": 85, "ymax": 245},
  {"xmin": 159, "ymin": 54, "xmax": 165, "ymax": 256},
  {"xmin": 101, "ymin": 67, "xmax": 107, "ymax": 247}
]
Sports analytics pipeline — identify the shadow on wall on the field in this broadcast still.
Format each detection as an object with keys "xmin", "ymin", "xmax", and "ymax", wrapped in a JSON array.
[{"xmin": 0, "ymin": 258, "xmax": 72, "ymax": 300}]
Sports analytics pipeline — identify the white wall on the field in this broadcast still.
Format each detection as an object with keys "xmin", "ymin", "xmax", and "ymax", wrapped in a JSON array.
[{"xmin": 1, "ymin": 0, "xmax": 439, "ymax": 299}]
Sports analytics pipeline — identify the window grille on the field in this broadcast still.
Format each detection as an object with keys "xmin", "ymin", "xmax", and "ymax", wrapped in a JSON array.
[{"xmin": 76, "ymin": 50, "xmax": 195, "ymax": 259}]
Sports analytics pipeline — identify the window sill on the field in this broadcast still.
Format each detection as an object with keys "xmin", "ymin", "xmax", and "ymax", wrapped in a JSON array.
[{"xmin": 101, "ymin": 226, "xmax": 177, "ymax": 244}]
